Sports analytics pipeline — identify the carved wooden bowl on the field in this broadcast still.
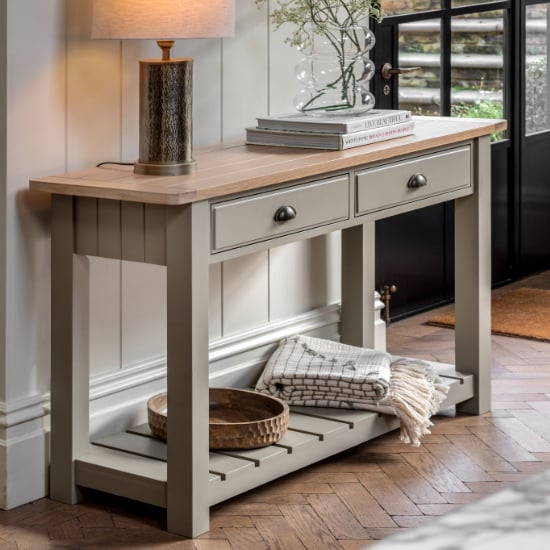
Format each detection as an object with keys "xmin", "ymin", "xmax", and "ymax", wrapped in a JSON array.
[{"xmin": 147, "ymin": 388, "xmax": 289, "ymax": 450}]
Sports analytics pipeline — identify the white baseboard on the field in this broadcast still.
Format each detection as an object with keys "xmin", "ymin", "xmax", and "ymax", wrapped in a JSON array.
[{"xmin": 0, "ymin": 404, "xmax": 49, "ymax": 509}]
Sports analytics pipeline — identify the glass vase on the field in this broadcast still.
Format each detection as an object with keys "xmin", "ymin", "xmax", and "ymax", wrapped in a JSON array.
[{"xmin": 294, "ymin": 24, "xmax": 376, "ymax": 117}]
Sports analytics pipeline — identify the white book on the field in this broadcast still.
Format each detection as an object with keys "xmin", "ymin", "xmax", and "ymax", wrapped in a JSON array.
[
  {"xmin": 246, "ymin": 120, "xmax": 415, "ymax": 150},
  {"xmin": 256, "ymin": 109, "xmax": 412, "ymax": 134}
]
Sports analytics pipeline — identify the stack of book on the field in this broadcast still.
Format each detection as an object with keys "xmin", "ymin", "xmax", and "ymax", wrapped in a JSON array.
[{"xmin": 245, "ymin": 109, "xmax": 414, "ymax": 150}]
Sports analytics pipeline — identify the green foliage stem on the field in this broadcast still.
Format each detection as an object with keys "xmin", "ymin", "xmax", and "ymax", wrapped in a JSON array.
[{"xmin": 255, "ymin": 0, "xmax": 384, "ymax": 47}]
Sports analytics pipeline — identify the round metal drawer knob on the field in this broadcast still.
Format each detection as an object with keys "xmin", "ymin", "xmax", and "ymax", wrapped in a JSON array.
[
  {"xmin": 274, "ymin": 205, "xmax": 297, "ymax": 222},
  {"xmin": 407, "ymin": 173, "xmax": 428, "ymax": 188}
]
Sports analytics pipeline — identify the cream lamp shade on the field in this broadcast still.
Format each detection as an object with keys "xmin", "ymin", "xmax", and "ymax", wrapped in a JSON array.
[
  {"xmin": 91, "ymin": 0, "xmax": 235, "ymax": 176},
  {"xmin": 92, "ymin": 0, "xmax": 235, "ymax": 40}
]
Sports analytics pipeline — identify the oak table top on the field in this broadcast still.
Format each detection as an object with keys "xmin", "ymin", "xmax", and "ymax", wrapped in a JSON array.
[{"xmin": 30, "ymin": 116, "xmax": 506, "ymax": 205}]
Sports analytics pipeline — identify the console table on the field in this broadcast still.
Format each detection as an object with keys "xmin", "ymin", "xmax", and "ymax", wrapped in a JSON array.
[{"xmin": 30, "ymin": 116, "xmax": 505, "ymax": 538}]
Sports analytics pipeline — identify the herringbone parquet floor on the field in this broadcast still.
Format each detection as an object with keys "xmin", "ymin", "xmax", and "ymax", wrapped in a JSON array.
[{"xmin": 3, "ymin": 274, "xmax": 550, "ymax": 549}]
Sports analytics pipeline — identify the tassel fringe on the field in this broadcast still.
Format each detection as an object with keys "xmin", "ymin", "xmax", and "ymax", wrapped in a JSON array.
[{"xmin": 382, "ymin": 358, "xmax": 449, "ymax": 447}]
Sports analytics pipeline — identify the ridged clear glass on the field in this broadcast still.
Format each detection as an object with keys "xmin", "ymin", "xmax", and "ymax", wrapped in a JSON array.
[{"xmin": 294, "ymin": 25, "xmax": 376, "ymax": 116}]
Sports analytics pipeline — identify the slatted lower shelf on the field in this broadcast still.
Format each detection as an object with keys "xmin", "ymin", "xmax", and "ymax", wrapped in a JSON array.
[{"xmin": 80, "ymin": 366, "xmax": 473, "ymax": 508}]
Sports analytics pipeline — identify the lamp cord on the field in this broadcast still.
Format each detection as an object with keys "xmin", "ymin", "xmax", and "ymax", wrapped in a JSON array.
[{"xmin": 96, "ymin": 161, "xmax": 135, "ymax": 168}]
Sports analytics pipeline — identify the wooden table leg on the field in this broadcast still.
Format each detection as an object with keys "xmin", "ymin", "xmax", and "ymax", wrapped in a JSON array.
[
  {"xmin": 455, "ymin": 136, "xmax": 492, "ymax": 415},
  {"xmin": 50, "ymin": 195, "xmax": 89, "ymax": 503},
  {"xmin": 341, "ymin": 221, "xmax": 376, "ymax": 349},
  {"xmin": 165, "ymin": 201, "xmax": 210, "ymax": 537}
]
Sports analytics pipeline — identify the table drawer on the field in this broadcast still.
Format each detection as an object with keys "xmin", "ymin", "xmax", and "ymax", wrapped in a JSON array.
[
  {"xmin": 212, "ymin": 175, "xmax": 349, "ymax": 252},
  {"xmin": 355, "ymin": 145, "xmax": 471, "ymax": 216}
]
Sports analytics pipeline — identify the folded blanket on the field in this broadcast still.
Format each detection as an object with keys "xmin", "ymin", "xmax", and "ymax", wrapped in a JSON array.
[{"xmin": 255, "ymin": 334, "xmax": 449, "ymax": 446}]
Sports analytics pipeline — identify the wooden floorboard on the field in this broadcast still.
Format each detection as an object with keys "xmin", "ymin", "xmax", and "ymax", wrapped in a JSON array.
[{"xmin": 3, "ymin": 272, "xmax": 550, "ymax": 548}]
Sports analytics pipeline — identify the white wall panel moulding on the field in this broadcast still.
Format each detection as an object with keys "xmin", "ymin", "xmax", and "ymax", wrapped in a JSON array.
[
  {"xmin": 0, "ymin": 396, "xmax": 49, "ymax": 430},
  {"xmin": 0, "ymin": 302, "xmax": 378, "ymax": 433},
  {"xmin": 210, "ymin": 303, "xmax": 341, "ymax": 362}
]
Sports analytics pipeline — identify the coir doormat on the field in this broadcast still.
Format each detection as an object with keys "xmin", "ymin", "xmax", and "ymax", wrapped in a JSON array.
[{"xmin": 426, "ymin": 287, "xmax": 550, "ymax": 342}]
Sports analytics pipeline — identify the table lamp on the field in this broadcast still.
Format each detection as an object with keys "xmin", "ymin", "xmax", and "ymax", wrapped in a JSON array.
[{"xmin": 92, "ymin": 0, "xmax": 235, "ymax": 176}]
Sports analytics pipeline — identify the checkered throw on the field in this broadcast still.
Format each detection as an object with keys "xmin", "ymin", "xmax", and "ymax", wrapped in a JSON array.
[{"xmin": 255, "ymin": 334, "xmax": 449, "ymax": 446}]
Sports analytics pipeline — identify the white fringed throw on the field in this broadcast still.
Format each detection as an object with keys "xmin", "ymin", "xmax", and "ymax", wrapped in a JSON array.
[{"xmin": 255, "ymin": 334, "xmax": 448, "ymax": 446}]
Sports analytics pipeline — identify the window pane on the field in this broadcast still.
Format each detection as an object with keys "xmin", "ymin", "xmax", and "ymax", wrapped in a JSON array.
[
  {"xmin": 525, "ymin": 3, "xmax": 550, "ymax": 135},
  {"xmin": 381, "ymin": 0, "xmax": 440, "ymax": 17},
  {"xmin": 451, "ymin": 0, "xmax": 503, "ymax": 7},
  {"xmin": 398, "ymin": 20, "xmax": 441, "ymax": 115},
  {"xmin": 450, "ymin": 10, "xmax": 505, "ymax": 141}
]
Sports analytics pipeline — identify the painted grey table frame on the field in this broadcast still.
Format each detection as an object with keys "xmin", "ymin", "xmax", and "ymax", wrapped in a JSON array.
[{"xmin": 41, "ymin": 122, "xmax": 494, "ymax": 538}]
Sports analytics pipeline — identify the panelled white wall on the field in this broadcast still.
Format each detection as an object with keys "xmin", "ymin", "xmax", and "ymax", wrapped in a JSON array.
[
  {"xmin": 0, "ymin": 0, "xmax": 351, "ymax": 508},
  {"xmin": 2, "ymin": 0, "xmax": 66, "ymax": 508}
]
